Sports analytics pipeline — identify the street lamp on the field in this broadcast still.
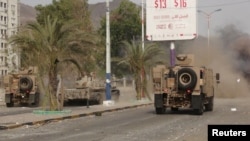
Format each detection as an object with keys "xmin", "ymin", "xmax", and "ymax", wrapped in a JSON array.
[
  {"xmin": 106, "ymin": 0, "xmax": 111, "ymax": 99},
  {"xmin": 197, "ymin": 9, "xmax": 222, "ymax": 50},
  {"xmin": 104, "ymin": 0, "xmax": 113, "ymax": 105}
]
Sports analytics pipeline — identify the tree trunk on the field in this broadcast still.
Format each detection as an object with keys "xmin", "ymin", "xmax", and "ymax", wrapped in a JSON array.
[
  {"xmin": 141, "ymin": 68, "xmax": 145, "ymax": 98},
  {"xmin": 135, "ymin": 74, "xmax": 141, "ymax": 100},
  {"xmin": 142, "ymin": 67, "xmax": 152, "ymax": 101},
  {"xmin": 48, "ymin": 65, "xmax": 62, "ymax": 111}
]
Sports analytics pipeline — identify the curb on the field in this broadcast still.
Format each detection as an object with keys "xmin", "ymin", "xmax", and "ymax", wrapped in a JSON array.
[{"xmin": 0, "ymin": 103, "xmax": 153, "ymax": 130}]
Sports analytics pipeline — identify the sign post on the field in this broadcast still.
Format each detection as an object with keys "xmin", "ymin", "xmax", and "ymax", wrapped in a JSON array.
[{"xmin": 146, "ymin": 0, "xmax": 197, "ymax": 66}]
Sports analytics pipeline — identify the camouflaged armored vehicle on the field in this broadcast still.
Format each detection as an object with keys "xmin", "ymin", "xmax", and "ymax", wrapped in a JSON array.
[
  {"xmin": 152, "ymin": 54, "xmax": 220, "ymax": 115},
  {"xmin": 3, "ymin": 66, "xmax": 40, "ymax": 107},
  {"xmin": 64, "ymin": 73, "xmax": 120, "ymax": 104}
]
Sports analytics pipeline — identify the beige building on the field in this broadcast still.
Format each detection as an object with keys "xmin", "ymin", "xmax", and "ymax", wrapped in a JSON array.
[{"xmin": 0, "ymin": 0, "xmax": 19, "ymax": 77}]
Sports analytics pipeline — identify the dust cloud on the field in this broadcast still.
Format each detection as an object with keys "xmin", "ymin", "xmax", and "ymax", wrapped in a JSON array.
[{"xmin": 178, "ymin": 24, "xmax": 250, "ymax": 98}]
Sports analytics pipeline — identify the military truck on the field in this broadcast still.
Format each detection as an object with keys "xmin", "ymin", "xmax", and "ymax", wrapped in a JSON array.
[
  {"xmin": 63, "ymin": 73, "xmax": 120, "ymax": 105},
  {"xmin": 152, "ymin": 54, "xmax": 220, "ymax": 115},
  {"xmin": 3, "ymin": 66, "xmax": 40, "ymax": 107}
]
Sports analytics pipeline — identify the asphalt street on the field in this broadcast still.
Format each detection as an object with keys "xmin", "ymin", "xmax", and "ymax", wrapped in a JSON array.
[{"xmin": 0, "ymin": 97, "xmax": 249, "ymax": 141}]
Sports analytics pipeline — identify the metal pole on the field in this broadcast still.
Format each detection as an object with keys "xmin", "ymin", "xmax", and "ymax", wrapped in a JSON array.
[
  {"xmin": 170, "ymin": 41, "xmax": 175, "ymax": 67},
  {"xmin": 197, "ymin": 9, "xmax": 222, "ymax": 45},
  {"xmin": 105, "ymin": 0, "xmax": 111, "ymax": 100},
  {"xmin": 197, "ymin": 9, "xmax": 221, "ymax": 60},
  {"xmin": 140, "ymin": 0, "xmax": 145, "ymax": 99},
  {"xmin": 141, "ymin": 0, "xmax": 144, "ymax": 51},
  {"xmin": 207, "ymin": 16, "xmax": 210, "ymax": 57}
]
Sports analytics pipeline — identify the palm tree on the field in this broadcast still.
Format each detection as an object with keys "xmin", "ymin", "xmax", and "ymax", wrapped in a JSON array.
[
  {"xmin": 119, "ymin": 41, "xmax": 167, "ymax": 100},
  {"xmin": 9, "ymin": 16, "xmax": 99, "ymax": 110}
]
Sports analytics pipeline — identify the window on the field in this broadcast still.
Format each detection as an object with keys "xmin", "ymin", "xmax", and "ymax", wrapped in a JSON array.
[
  {"xmin": 12, "ymin": 10, "xmax": 15, "ymax": 15},
  {"xmin": 4, "ymin": 16, "xmax": 7, "ymax": 22},
  {"xmin": 11, "ymin": 5, "xmax": 15, "ymax": 9}
]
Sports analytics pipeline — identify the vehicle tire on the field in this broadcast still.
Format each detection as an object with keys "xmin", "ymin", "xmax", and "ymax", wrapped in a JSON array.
[
  {"xmin": 155, "ymin": 107, "xmax": 166, "ymax": 114},
  {"xmin": 194, "ymin": 100, "xmax": 204, "ymax": 115},
  {"xmin": 177, "ymin": 68, "xmax": 197, "ymax": 90},
  {"xmin": 20, "ymin": 76, "xmax": 33, "ymax": 91},
  {"xmin": 171, "ymin": 107, "xmax": 179, "ymax": 111},
  {"xmin": 6, "ymin": 94, "xmax": 14, "ymax": 107},
  {"xmin": 6, "ymin": 102, "xmax": 14, "ymax": 107},
  {"xmin": 31, "ymin": 93, "xmax": 40, "ymax": 107},
  {"xmin": 205, "ymin": 96, "xmax": 214, "ymax": 111}
]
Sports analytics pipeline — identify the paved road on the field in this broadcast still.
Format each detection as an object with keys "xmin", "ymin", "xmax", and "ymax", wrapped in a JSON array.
[{"xmin": 0, "ymin": 97, "xmax": 249, "ymax": 141}]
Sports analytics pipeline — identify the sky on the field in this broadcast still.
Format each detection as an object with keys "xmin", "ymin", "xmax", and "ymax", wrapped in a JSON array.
[
  {"xmin": 19, "ymin": 0, "xmax": 138, "ymax": 6},
  {"xmin": 19, "ymin": 0, "xmax": 250, "ymax": 36}
]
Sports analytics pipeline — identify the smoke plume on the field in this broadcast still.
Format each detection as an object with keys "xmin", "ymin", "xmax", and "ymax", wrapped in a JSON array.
[{"xmin": 178, "ymin": 24, "xmax": 250, "ymax": 98}]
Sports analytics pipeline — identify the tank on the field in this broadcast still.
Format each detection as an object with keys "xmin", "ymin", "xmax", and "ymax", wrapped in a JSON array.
[{"xmin": 63, "ymin": 73, "xmax": 120, "ymax": 105}]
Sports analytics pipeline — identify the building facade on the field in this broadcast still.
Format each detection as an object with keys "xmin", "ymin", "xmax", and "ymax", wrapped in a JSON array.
[{"xmin": 0, "ymin": 0, "xmax": 19, "ymax": 77}]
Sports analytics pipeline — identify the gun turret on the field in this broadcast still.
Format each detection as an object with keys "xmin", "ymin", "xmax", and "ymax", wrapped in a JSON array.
[{"xmin": 175, "ymin": 54, "xmax": 194, "ymax": 66}]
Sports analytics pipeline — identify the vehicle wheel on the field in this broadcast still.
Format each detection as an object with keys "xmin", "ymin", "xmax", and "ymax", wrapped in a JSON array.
[
  {"xmin": 155, "ymin": 107, "xmax": 166, "ymax": 114},
  {"xmin": 171, "ymin": 107, "xmax": 179, "ymax": 111},
  {"xmin": 177, "ymin": 68, "xmax": 197, "ymax": 90},
  {"xmin": 6, "ymin": 102, "xmax": 14, "ymax": 107},
  {"xmin": 20, "ymin": 76, "xmax": 33, "ymax": 91},
  {"xmin": 6, "ymin": 94, "xmax": 14, "ymax": 107},
  {"xmin": 194, "ymin": 101, "xmax": 204, "ymax": 115},
  {"xmin": 205, "ymin": 97, "xmax": 214, "ymax": 111},
  {"xmin": 31, "ymin": 93, "xmax": 40, "ymax": 107}
]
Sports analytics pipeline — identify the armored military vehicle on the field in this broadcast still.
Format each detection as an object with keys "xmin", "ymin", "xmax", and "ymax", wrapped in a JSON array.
[
  {"xmin": 3, "ymin": 66, "xmax": 40, "ymax": 107},
  {"xmin": 64, "ymin": 73, "xmax": 120, "ymax": 105},
  {"xmin": 152, "ymin": 54, "xmax": 220, "ymax": 115}
]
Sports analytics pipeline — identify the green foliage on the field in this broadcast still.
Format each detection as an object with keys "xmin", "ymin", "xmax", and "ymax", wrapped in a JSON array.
[
  {"xmin": 98, "ymin": 0, "xmax": 142, "ymax": 76},
  {"xmin": 35, "ymin": 0, "xmax": 70, "ymax": 24},
  {"xmin": 35, "ymin": 0, "xmax": 92, "ymax": 31},
  {"xmin": 118, "ymin": 41, "xmax": 167, "ymax": 100},
  {"xmin": 9, "ymin": 17, "xmax": 67, "ymax": 110},
  {"xmin": 8, "ymin": 0, "xmax": 106, "ymax": 110},
  {"xmin": 34, "ymin": 0, "xmax": 104, "ymax": 74},
  {"xmin": 99, "ymin": 0, "xmax": 141, "ymax": 56}
]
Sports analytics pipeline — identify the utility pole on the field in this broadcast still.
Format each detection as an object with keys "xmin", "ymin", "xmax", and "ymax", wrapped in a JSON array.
[{"xmin": 105, "ymin": 0, "xmax": 112, "ymax": 105}]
